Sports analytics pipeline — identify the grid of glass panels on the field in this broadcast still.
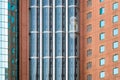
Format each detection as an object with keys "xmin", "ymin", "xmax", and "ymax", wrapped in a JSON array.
[
  {"xmin": 30, "ymin": 0, "xmax": 80, "ymax": 80},
  {"xmin": 42, "ymin": 0, "xmax": 53, "ymax": 80},
  {"xmin": 0, "ymin": 1, "xmax": 8, "ymax": 80},
  {"xmin": 68, "ymin": 0, "xmax": 79, "ymax": 80}
]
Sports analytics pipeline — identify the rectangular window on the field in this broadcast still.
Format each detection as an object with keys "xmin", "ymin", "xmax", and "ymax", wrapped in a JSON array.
[
  {"xmin": 87, "ymin": 49, "xmax": 92, "ymax": 57},
  {"xmin": 113, "ymin": 54, "xmax": 118, "ymax": 62},
  {"xmin": 113, "ymin": 28, "xmax": 118, "ymax": 36},
  {"xmin": 87, "ymin": 0, "xmax": 92, "ymax": 7},
  {"xmin": 87, "ymin": 62, "xmax": 92, "ymax": 69},
  {"xmin": 100, "ymin": 7, "xmax": 105, "ymax": 15},
  {"xmin": 87, "ymin": 12, "xmax": 92, "ymax": 19},
  {"xmin": 100, "ymin": 20, "xmax": 105, "ymax": 28},
  {"xmin": 100, "ymin": 45, "xmax": 105, "ymax": 53},
  {"xmin": 87, "ymin": 24, "xmax": 92, "ymax": 32},
  {"xmin": 100, "ymin": 71, "xmax": 105, "ymax": 79},
  {"xmin": 113, "ymin": 2, "xmax": 118, "ymax": 10},
  {"xmin": 100, "ymin": 32, "xmax": 105, "ymax": 40},
  {"xmin": 113, "ymin": 15, "xmax": 118, "ymax": 23},
  {"xmin": 87, "ymin": 37, "xmax": 92, "ymax": 44},
  {"xmin": 87, "ymin": 74, "xmax": 92, "ymax": 80},
  {"xmin": 113, "ymin": 68, "xmax": 119, "ymax": 75},
  {"xmin": 113, "ymin": 41, "xmax": 119, "ymax": 49},
  {"xmin": 100, "ymin": 58, "xmax": 105, "ymax": 66},
  {"xmin": 100, "ymin": 0, "xmax": 104, "ymax": 2}
]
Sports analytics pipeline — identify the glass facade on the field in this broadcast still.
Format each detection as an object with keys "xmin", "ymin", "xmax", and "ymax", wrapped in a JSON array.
[
  {"xmin": 0, "ymin": 0, "xmax": 19, "ymax": 80},
  {"xmin": 29, "ymin": 0, "xmax": 80, "ymax": 80}
]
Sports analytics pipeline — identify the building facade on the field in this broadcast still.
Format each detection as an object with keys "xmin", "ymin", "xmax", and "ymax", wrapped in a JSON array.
[
  {"xmin": 80, "ymin": 0, "xmax": 120, "ymax": 80},
  {"xmin": 0, "ymin": 0, "xmax": 19, "ymax": 80},
  {"xmin": 29, "ymin": 0, "xmax": 80, "ymax": 80},
  {"xmin": 0, "ymin": 0, "xmax": 120, "ymax": 80}
]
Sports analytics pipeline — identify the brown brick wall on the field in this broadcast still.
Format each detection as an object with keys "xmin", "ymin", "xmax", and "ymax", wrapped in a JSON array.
[
  {"xmin": 80, "ymin": 0, "xmax": 120, "ymax": 80},
  {"xmin": 19, "ymin": 0, "xmax": 29, "ymax": 80}
]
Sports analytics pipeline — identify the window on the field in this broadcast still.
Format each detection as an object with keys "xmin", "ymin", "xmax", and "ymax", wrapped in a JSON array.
[
  {"xmin": 87, "ymin": 62, "xmax": 92, "ymax": 69},
  {"xmin": 100, "ymin": 58, "xmax": 105, "ymax": 66},
  {"xmin": 113, "ymin": 15, "xmax": 118, "ymax": 23},
  {"xmin": 113, "ymin": 41, "xmax": 119, "ymax": 49},
  {"xmin": 100, "ymin": 20, "xmax": 105, "ymax": 28},
  {"xmin": 87, "ymin": 37, "xmax": 92, "ymax": 44},
  {"xmin": 100, "ymin": 45, "xmax": 105, "ymax": 53},
  {"xmin": 113, "ymin": 67, "xmax": 119, "ymax": 75},
  {"xmin": 87, "ymin": 12, "xmax": 92, "ymax": 19},
  {"xmin": 100, "ymin": 0, "xmax": 104, "ymax": 2},
  {"xmin": 113, "ymin": 2, "xmax": 118, "ymax": 10},
  {"xmin": 87, "ymin": 74, "xmax": 92, "ymax": 80},
  {"xmin": 113, "ymin": 28, "xmax": 118, "ymax": 36},
  {"xmin": 100, "ymin": 32, "xmax": 105, "ymax": 40},
  {"xmin": 100, "ymin": 71, "xmax": 105, "ymax": 79},
  {"xmin": 87, "ymin": 49, "xmax": 92, "ymax": 57},
  {"xmin": 87, "ymin": 24, "xmax": 92, "ymax": 32},
  {"xmin": 113, "ymin": 54, "xmax": 118, "ymax": 62},
  {"xmin": 100, "ymin": 7, "xmax": 105, "ymax": 15},
  {"xmin": 87, "ymin": 0, "xmax": 92, "ymax": 7}
]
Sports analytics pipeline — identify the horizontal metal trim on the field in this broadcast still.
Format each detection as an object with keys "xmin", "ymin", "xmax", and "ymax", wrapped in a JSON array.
[
  {"xmin": 29, "ymin": 6, "xmax": 39, "ymax": 8},
  {"xmin": 68, "ymin": 31, "xmax": 80, "ymax": 33},
  {"xmin": 43, "ymin": 6, "xmax": 52, "ymax": 8},
  {"xmin": 29, "ymin": 57, "xmax": 39, "ymax": 59},
  {"xmin": 29, "ymin": 31, "xmax": 39, "ymax": 33},
  {"xmin": 55, "ymin": 5, "xmax": 65, "ymax": 8},
  {"xmin": 68, "ymin": 5, "xmax": 79, "ymax": 8},
  {"xmin": 55, "ymin": 31, "xmax": 65, "ymax": 33},
  {"xmin": 68, "ymin": 56, "xmax": 79, "ymax": 58},
  {"xmin": 56, "ymin": 56, "xmax": 65, "ymax": 58},
  {"xmin": 42, "ymin": 31, "xmax": 52, "ymax": 33},
  {"xmin": 43, "ymin": 56, "xmax": 51, "ymax": 59}
]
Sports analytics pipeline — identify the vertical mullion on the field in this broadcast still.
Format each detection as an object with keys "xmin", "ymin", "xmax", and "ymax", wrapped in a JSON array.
[
  {"xmin": 40, "ymin": 0, "xmax": 42, "ymax": 80},
  {"xmin": 66, "ymin": 0, "xmax": 68, "ymax": 80},
  {"xmin": 53, "ymin": 0, "xmax": 55, "ymax": 80}
]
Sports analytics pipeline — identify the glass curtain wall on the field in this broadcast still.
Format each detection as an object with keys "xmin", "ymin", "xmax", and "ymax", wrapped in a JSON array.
[
  {"xmin": 29, "ymin": 0, "xmax": 79, "ymax": 80},
  {"xmin": 68, "ymin": 0, "xmax": 79, "ymax": 80},
  {"xmin": 0, "ymin": 0, "xmax": 19, "ymax": 80}
]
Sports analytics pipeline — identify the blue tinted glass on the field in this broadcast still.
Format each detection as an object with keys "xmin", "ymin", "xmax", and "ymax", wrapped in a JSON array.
[
  {"xmin": 43, "ymin": 33, "xmax": 49, "ymax": 56},
  {"xmin": 113, "ymin": 41, "xmax": 118, "ymax": 49},
  {"xmin": 113, "ymin": 15, "xmax": 118, "ymax": 23},
  {"xmin": 42, "ymin": 0, "xmax": 49, "ymax": 6},
  {"xmin": 68, "ymin": 33, "xmax": 75, "ymax": 56},
  {"xmin": 68, "ymin": 0, "xmax": 78, "ymax": 5},
  {"xmin": 11, "ymin": 48, "xmax": 15, "ymax": 54},
  {"xmin": 55, "ymin": 33, "xmax": 62, "ymax": 56},
  {"xmin": 11, "ymin": 5, "xmax": 15, "ymax": 11},
  {"xmin": 55, "ymin": 59, "xmax": 62, "ymax": 80},
  {"xmin": 100, "ymin": 7, "xmax": 105, "ymax": 15},
  {"xmin": 113, "ymin": 54, "xmax": 118, "ymax": 62},
  {"xmin": 55, "ymin": 0, "xmax": 62, "ymax": 5},
  {"xmin": 68, "ymin": 58, "xmax": 75, "ymax": 80},
  {"xmin": 43, "ymin": 8, "xmax": 49, "ymax": 31},
  {"xmin": 100, "ymin": 33, "xmax": 105, "ymax": 40},
  {"xmin": 100, "ymin": 20, "xmax": 105, "ymax": 28},
  {"xmin": 100, "ymin": 58, "xmax": 105, "ymax": 66},
  {"xmin": 55, "ymin": 8, "xmax": 62, "ymax": 31},
  {"xmin": 100, "ymin": 0, "xmax": 104, "ymax": 2},
  {"xmin": 113, "ymin": 2, "xmax": 118, "ymax": 10},
  {"xmin": 113, "ymin": 28, "xmax": 118, "ymax": 36},
  {"xmin": 113, "ymin": 68, "xmax": 119, "ymax": 75},
  {"xmin": 43, "ymin": 59, "xmax": 49, "ymax": 80},
  {"xmin": 100, "ymin": 71, "xmax": 105, "ymax": 78},
  {"xmin": 100, "ymin": 45, "xmax": 105, "ymax": 53}
]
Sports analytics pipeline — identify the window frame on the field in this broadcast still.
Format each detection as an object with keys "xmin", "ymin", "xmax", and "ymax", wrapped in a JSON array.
[
  {"xmin": 99, "ymin": 58, "xmax": 105, "ymax": 66},
  {"xmin": 113, "ymin": 41, "xmax": 119, "ymax": 49},
  {"xmin": 113, "ymin": 54, "xmax": 119, "ymax": 62},
  {"xmin": 113, "ymin": 67, "xmax": 119, "ymax": 75}
]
